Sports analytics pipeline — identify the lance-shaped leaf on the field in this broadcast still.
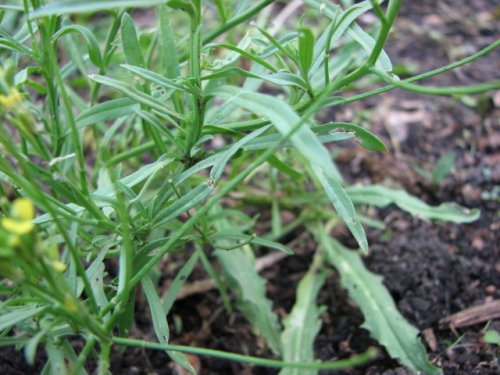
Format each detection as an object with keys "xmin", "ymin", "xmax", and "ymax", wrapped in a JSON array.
[
  {"xmin": 31, "ymin": 0, "xmax": 167, "ymax": 18},
  {"xmin": 316, "ymin": 230, "xmax": 442, "ymax": 375},
  {"xmin": 347, "ymin": 185, "xmax": 480, "ymax": 223},
  {"xmin": 142, "ymin": 275, "xmax": 195, "ymax": 374},
  {"xmin": 207, "ymin": 85, "xmax": 368, "ymax": 252},
  {"xmin": 323, "ymin": 122, "xmax": 386, "ymax": 151},
  {"xmin": 279, "ymin": 252, "xmax": 326, "ymax": 375},
  {"xmin": 52, "ymin": 25, "xmax": 103, "ymax": 68}
]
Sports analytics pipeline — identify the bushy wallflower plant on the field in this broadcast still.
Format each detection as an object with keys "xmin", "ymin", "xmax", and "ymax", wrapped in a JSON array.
[{"xmin": 0, "ymin": 0, "xmax": 497, "ymax": 373}]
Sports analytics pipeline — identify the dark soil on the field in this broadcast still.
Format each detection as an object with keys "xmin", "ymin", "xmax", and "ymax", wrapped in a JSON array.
[{"xmin": 1, "ymin": 0, "xmax": 498, "ymax": 374}]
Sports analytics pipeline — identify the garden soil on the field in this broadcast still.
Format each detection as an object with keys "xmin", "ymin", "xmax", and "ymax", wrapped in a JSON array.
[{"xmin": 1, "ymin": 0, "xmax": 498, "ymax": 374}]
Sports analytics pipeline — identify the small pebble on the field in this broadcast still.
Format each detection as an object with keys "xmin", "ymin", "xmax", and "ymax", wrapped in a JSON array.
[
  {"xmin": 472, "ymin": 237, "xmax": 485, "ymax": 251},
  {"xmin": 485, "ymin": 285, "xmax": 496, "ymax": 295}
]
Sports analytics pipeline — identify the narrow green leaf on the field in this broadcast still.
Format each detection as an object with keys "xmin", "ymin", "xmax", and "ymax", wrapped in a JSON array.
[
  {"xmin": 142, "ymin": 275, "xmax": 196, "ymax": 375},
  {"xmin": 45, "ymin": 340, "xmax": 67, "ymax": 375},
  {"xmin": 207, "ymin": 34, "xmax": 252, "ymax": 70},
  {"xmin": 159, "ymin": 5, "xmax": 181, "ymax": 79},
  {"xmin": 35, "ymin": 157, "xmax": 172, "ymax": 223},
  {"xmin": 324, "ymin": 122, "xmax": 386, "ymax": 151},
  {"xmin": 318, "ymin": 232, "xmax": 442, "ymax": 375},
  {"xmin": 89, "ymin": 74, "xmax": 184, "ymax": 122},
  {"xmin": 31, "ymin": 0, "xmax": 167, "ymax": 18},
  {"xmin": 0, "ymin": 306, "xmax": 46, "ymax": 331},
  {"xmin": 202, "ymin": 67, "xmax": 308, "ymax": 91},
  {"xmin": 211, "ymin": 125, "xmax": 271, "ymax": 182},
  {"xmin": 162, "ymin": 250, "xmax": 200, "ymax": 314},
  {"xmin": 25, "ymin": 327, "xmax": 50, "ymax": 365},
  {"xmin": 267, "ymin": 155, "xmax": 303, "ymax": 180},
  {"xmin": 347, "ymin": 23, "xmax": 392, "ymax": 72},
  {"xmin": 76, "ymin": 98, "xmax": 139, "ymax": 129},
  {"xmin": 312, "ymin": 165, "xmax": 368, "ymax": 251},
  {"xmin": 153, "ymin": 183, "xmax": 213, "ymax": 228},
  {"xmin": 298, "ymin": 28, "xmax": 315, "ymax": 76},
  {"xmin": 307, "ymin": 0, "xmax": 389, "ymax": 76},
  {"xmin": 205, "ymin": 42, "xmax": 278, "ymax": 72},
  {"xmin": 213, "ymin": 207, "xmax": 282, "ymax": 355},
  {"xmin": 52, "ymin": 25, "xmax": 104, "ymax": 68},
  {"xmin": 215, "ymin": 246, "xmax": 283, "ymax": 355},
  {"xmin": 243, "ymin": 128, "xmax": 353, "ymax": 151},
  {"xmin": 280, "ymin": 253, "xmax": 326, "ymax": 375},
  {"xmin": 347, "ymin": 185, "xmax": 480, "ymax": 223},
  {"xmin": 208, "ymin": 85, "xmax": 368, "ymax": 252},
  {"xmin": 256, "ymin": 27, "xmax": 298, "ymax": 64},
  {"xmin": 121, "ymin": 64, "xmax": 191, "ymax": 93},
  {"xmin": 210, "ymin": 233, "xmax": 294, "ymax": 255},
  {"xmin": 484, "ymin": 330, "xmax": 500, "ymax": 346},
  {"xmin": 121, "ymin": 13, "xmax": 146, "ymax": 68},
  {"xmin": 142, "ymin": 275, "xmax": 170, "ymax": 343}
]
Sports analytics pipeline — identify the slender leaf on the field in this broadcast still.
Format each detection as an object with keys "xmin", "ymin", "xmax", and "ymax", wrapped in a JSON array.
[
  {"xmin": 121, "ymin": 64, "xmax": 191, "ymax": 93},
  {"xmin": 35, "ymin": 157, "xmax": 172, "ymax": 223},
  {"xmin": 52, "ymin": 25, "xmax": 103, "ymax": 68},
  {"xmin": 324, "ymin": 122, "xmax": 386, "ymax": 151},
  {"xmin": 298, "ymin": 28, "xmax": 315, "ymax": 76},
  {"xmin": 210, "ymin": 125, "xmax": 271, "ymax": 182},
  {"xmin": 45, "ymin": 340, "xmax": 67, "ymax": 375},
  {"xmin": 162, "ymin": 251, "xmax": 200, "ymax": 314},
  {"xmin": 121, "ymin": 13, "xmax": 146, "ymax": 68},
  {"xmin": 210, "ymin": 233, "xmax": 293, "ymax": 255},
  {"xmin": 279, "ymin": 253, "xmax": 326, "ymax": 375},
  {"xmin": 208, "ymin": 85, "xmax": 368, "ymax": 252},
  {"xmin": 142, "ymin": 275, "xmax": 196, "ymax": 375},
  {"xmin": 213, "ymin": 207, "xmax": 282, "ymax": 355},
  {"xmin": 153, "ymin": 183, "xmax": 213, "ymax": 228},
  {"xmin": 31, "ymin": 0, "xmax": 167, "ymax": 17},
  {"xmin": 159, "ymin": 6, "xmax": 181, "ymax": 79},
  {"xmin": 89, "ymin": 74, "xmax": 184, "ymax": 122},
  {"xmin": 347, "ymin": 23, "xmax": 392, "ymax": 72},
  {"xmin": 76, "ymin": 98, "xmax": 139, "ymax": 129},
  {"xmin": 0, "ymin": 306, "xmax": 46, "ymax": 331},
  {"xmin": 347, "ymin": 185, "xmax": 480, "ymax": 223},
  {"xmin": 317, "ymin": 231, "xmax": 442, "ymax": 375}
]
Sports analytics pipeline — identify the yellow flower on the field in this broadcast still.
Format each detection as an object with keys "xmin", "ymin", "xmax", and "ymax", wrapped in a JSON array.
[
  {"xmin": 63, "ymin": 296, "xmax": 78, "ymax": 312},
  {"xmin": 0, "ymin": 88, "xmax": 22, "ymax": 111},
  {"xmin": 1, "ymin": 198, "xmax": 35, "ymax": 235},
  {"xmin": 51, "ymin": 260, "xmax": 67, "ymax": 273}
]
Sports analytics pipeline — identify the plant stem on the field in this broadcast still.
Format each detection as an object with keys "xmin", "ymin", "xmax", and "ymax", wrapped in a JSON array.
[
  {"xmin": 322, "ymin": 39, "xmax": 500, "ymax": 107},
  {"xmin": 185, "ymin": 1, "xmax": 205, "ymax": 154},
  {"xmin": 113, "ymin": 337, "xmax": 378, "ymax": 370}
]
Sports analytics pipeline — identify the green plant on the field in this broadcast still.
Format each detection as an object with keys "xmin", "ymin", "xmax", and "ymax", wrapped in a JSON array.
[{"xmin": 0, "ymin": 0, "xmax": 497, "ymax": 374}]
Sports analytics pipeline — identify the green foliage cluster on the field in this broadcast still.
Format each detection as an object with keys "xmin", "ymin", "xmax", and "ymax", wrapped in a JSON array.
[{"xmin": 0, "ymin": 0, "xmax": 497, "ymax": 374}]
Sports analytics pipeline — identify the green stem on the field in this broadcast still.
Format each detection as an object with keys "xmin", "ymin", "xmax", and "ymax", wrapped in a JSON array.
[
  {"xmin": 185, "ymin": 2, "xmax": 204, "ymax": 154},
  {"xmin": 113, "ymin": 337, "xmax": 378, "ymax": 370},
  {"xmin": 202, "ymin": 0, "xmax": 275, "ymax": 45},
  {"xmin": 98, "ymin": 341, "xmax": 111, "ymax": 375},
  {"xmin": 48, "ymin": 41, "xmax": 90, "ymax": 197},
  {"xmin": 322, "ymin": 39, "xmax": 500, "ymax": 107},
  {"xmin": 370, "ymin": 66, "xmax": 500, "ymax": 95},
  {"xmin": 72, "ymin": 337, "xmax": 96, "ymax": 375},
  {"xmin": 322, "ymin": 0, "xmax": 402, "ymax": 95}
]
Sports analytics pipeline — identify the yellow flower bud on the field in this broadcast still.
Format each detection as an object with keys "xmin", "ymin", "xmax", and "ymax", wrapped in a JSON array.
[
  {"xmin": 0, "ymin": 88, "xmax": 22, "ymax": 111},
  {"xmin": 1, "ymin": 198, "xmax": 35, "ymax": 235},
  {"xmin": 11, "ymin": 198, "xmax": 35, "ymax": 221},
  {"xmin": 1, "ymin": 217, "xmax": 34, "ymax": 235},
  {"xmin": 51, "ymin": 260, "xmax": 67, "ymax": 273}
]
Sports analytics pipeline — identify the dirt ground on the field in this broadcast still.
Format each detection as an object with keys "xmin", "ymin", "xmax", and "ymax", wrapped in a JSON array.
[{"xmin": 1, "ymin": 0, "xmax": 498, "ymax": 374}]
